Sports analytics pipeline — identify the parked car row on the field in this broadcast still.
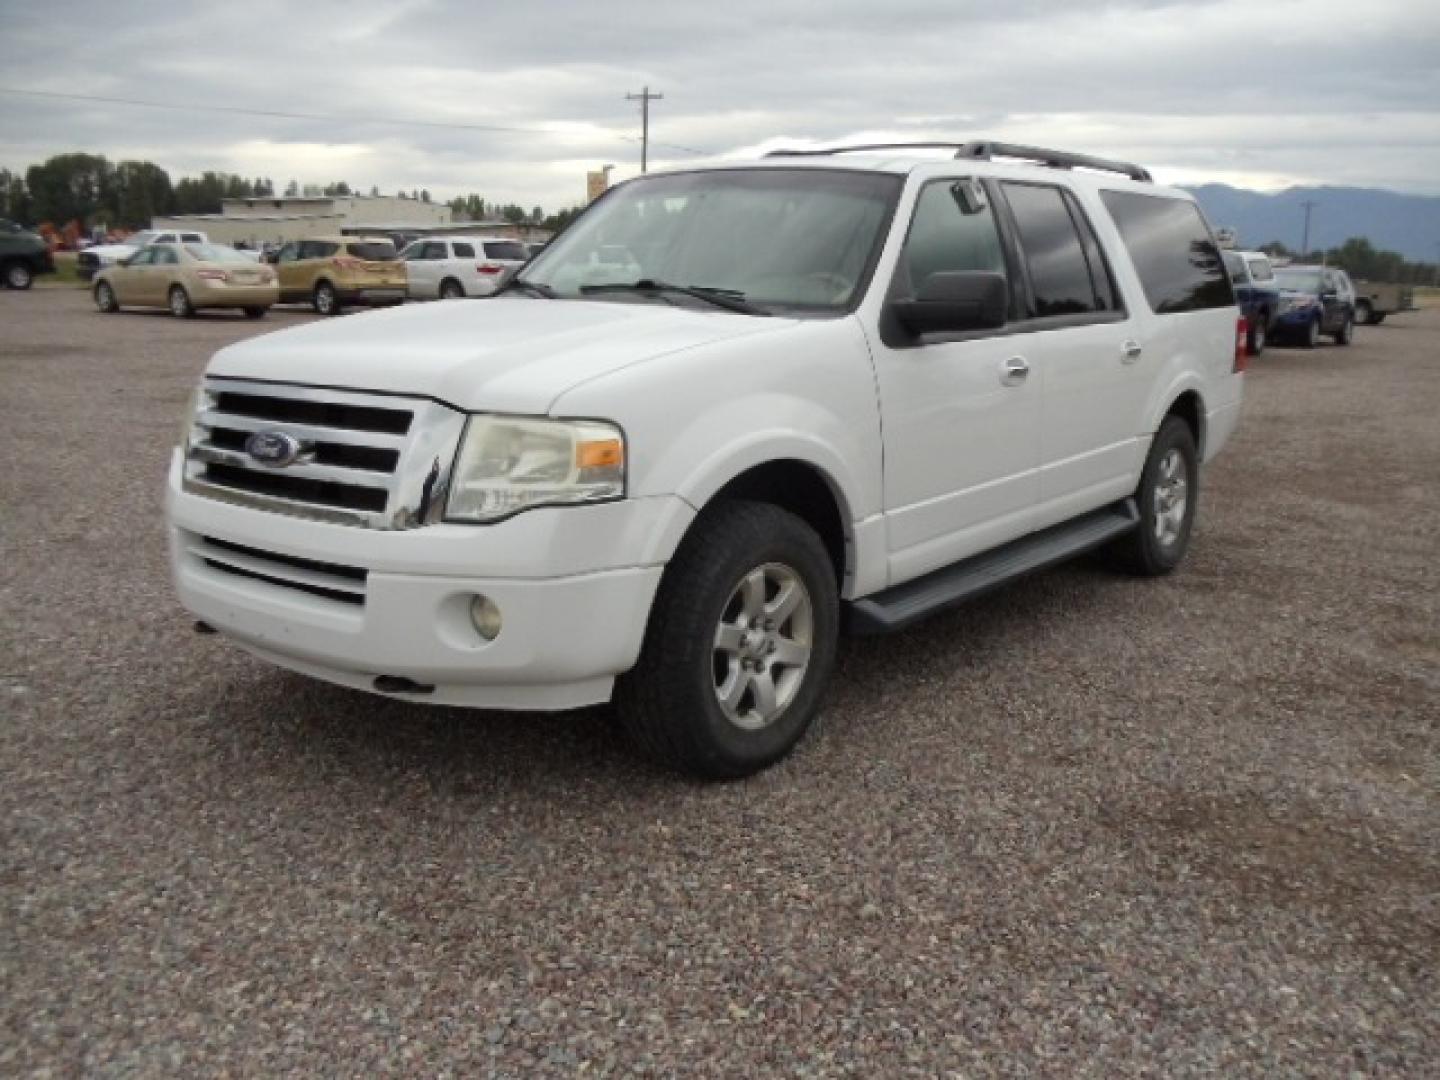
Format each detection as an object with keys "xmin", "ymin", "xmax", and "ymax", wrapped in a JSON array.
[{"xmin": 1223, "ymin": 248, "xmax": 1367, "ymax": 351}]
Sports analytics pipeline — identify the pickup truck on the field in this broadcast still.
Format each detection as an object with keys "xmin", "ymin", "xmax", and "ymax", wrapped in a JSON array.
[
  {"xmin": 168, "ymin": 141, "xmax": 1245, "ymax": 779},
  {"xmin": 78, "ymin": 229, "xmax": 209, "ymax": 281},
  {"xmin": 0, "ymin": 218, "xmax": 55, "ymax": 289},
  {"xmin": 1223, "ymin": 250, "xmax": 1280, "ymax": 354},
  {"xmin": 1352, "ymin": 280, "xmax": 1416, "ymax": 325}
]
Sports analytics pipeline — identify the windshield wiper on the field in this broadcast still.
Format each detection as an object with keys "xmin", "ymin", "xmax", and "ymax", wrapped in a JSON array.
[
  {"xmin": 579, "ymin": 279, "xmax": 769, "ymax": 316},
  {"xmin": 497, "ymin": 276, "xmax": 556, "ymax": 298}
]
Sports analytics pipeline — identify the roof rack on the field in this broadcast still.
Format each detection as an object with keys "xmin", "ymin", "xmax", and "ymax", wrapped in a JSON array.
[{"xmin": 764, "ymin": 140, "xmax": 1152, "ymax": 183}]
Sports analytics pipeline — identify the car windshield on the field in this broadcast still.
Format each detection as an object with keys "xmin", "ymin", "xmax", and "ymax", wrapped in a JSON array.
[
  {"xmin": 184, "ymin": 244, "xmax": 253, "ymax": 263},
  {"xmin": 1275, "ymin": 267, "xmax": 1324, "ymax": 292},
  {"xmin": 521, "ymin": 168, "xmax": 903, "ymax": 313},
  {"xmin": 346, "ymin": 241, "xmax": 396, "ymax": 261}
]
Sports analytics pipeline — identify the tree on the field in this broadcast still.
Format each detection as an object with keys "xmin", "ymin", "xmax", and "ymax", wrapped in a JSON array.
[
  {"xmin": 531, "ymin": 206, "xmax": 544, "ymax": 223},
  {"xmin": 284, "ymin": 179, "xmax": 299, "ymax": 197},
  {"xmin": 542, "ymin": 206, "xmax": 584, "ymax": 233},
  {"xmin": 25, "ymin": 153, "xmax": 114, "ymax": 227},
  {"xmin": 420, "ymin": 189, "xmax": 431, "ymax": 203},
  {"xmin": 0, "ymin": 168, "xmax": 33, "ymax": 223},
  {"xmin": 112, "ymin": 160, "xmax": 173, "ymax": 227}
]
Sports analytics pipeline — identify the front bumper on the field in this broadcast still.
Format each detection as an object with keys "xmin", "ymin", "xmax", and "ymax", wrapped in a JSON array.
[
  {"xmin": 167, "ymin": 454, "xmax": 690, "ymax": 710},
  {"xmin": 1275, "ymin": 305, "xmax": 1321, "ymax": 331}
]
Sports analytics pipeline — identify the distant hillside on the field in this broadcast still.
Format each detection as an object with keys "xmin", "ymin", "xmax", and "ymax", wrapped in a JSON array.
[{"xmin": 1184, "ymin": 184, "xmax": 1440, "ymax": 262}]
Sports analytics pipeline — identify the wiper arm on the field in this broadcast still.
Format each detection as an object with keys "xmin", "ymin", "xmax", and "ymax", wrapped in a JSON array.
[
  {"xmin": 497, "ymin": 276, "xmax": 556, "ymax": 298},
  {"xmin": 579, "ymin": 279, "xmax": 768, "ymax": 316}
]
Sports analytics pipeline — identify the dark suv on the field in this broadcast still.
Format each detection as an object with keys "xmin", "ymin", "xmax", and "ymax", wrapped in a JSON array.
[
  {"xmin": 0, "ymin": 218, "xmax": 55, "ymax": 290},
  {"xmin": 1273, "ymin": 264, "xmax": 1356, "ymax": 348}
]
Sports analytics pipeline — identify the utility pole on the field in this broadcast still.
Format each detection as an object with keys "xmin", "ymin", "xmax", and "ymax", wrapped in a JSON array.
[
  {"xmin": 1300, "ymin": 199, "xmax": 1318, "ymax": 257},
  {"xmin": 625, "ymin": 86, "xmax": 663, "ymax": 173}
]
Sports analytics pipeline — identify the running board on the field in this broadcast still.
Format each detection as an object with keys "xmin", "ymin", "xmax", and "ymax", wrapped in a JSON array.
[{"xmin": 849, "ymin": 499, "xmax": 1139, "ymax": 634}]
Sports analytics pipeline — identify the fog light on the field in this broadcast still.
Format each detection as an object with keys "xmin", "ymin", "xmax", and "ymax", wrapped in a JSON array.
[{"xmin": 469, "ymin": 594, "xmax": 503, "ymax": 641}]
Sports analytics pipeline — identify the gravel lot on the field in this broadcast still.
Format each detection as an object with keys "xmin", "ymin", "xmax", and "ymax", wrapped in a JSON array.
[{"xmin": 2, "ymin": 289, "xmax": 1436, "ymax": 1076}]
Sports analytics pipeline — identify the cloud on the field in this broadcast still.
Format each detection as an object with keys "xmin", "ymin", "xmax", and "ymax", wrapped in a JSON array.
[{"xmin": 2, "ymin": 0, "xmax": 1437, "ymax": 208}]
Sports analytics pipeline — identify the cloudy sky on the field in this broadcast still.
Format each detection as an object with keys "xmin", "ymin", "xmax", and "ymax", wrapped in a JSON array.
[{"xmin": 2, "ymin": 0, "xmax": 1438, "ymax": 210}]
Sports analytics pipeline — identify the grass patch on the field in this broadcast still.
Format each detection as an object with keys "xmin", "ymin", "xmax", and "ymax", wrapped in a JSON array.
[{"xmin": 35, "ymin": 252, "xmax": 86, "ymax": 289}]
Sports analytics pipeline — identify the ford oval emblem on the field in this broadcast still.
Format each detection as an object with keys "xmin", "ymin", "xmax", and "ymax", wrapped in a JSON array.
[{"xmin": 245, "ymin": 430, "xmax": 303, "ymax": 468}]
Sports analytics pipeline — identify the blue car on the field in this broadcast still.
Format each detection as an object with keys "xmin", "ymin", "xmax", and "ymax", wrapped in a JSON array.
[
  {"xmin": 1273, "ymin": 264, "xmax": 1356, "ymax": 348},
  {"xmin": 1223, "ymin": 250, "xmax": 1280, "ymax": 355}
]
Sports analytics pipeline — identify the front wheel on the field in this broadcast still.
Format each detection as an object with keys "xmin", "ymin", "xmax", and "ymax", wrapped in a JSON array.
[
  {"xmin": 1333, "ymin": 316, "xmax": 1353, "ymax": 345},
  {"xmin": 168, "ymin": 285, "xmax": 194, "ymax": 318},
  {"xmin": 94, "ymin": 281, "xmax": 119, "ymax": 313},
  {"xmin": 4, "ymin": 260, "xmax": 34, "ymax": 290},
  {"xmin": 615, "ymin": 500, "xmax": 839, "ymax": 780},
  {"xmin": 1247, "ymin": 315, "xmax": 1267, "ymax": 356},
  {"xmin": 1302, "ymin": 316, "xmax": 1320, "ymax": 349},
  {"xmin": 439, "ymin": 278, "xmax": 465, "ymax": 300},
  {"xmin": 1106, "ymin": 415, "xmax": 1199, "ymax": 577}
]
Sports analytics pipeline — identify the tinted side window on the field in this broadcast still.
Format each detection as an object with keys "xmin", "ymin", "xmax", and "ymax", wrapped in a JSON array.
[
  {"xmin": 451, "ymin": 242, "xmax": 475, "ymax": 258},
  {"xmin": 419, "ymin": 241, "xmax": 447, "ymax": 260},
  {"xmin": 1001, "ymin": 182, "xmax": 1098, "ymax": 317},
  {"xmin": 896, "ymin": 179, "xmax": 1006, "ymax": 297},
  {"xmin": 483, "ymin": 241, "xmax": 529, "ymax": 261},
  {"xmin": 1100, "ymin": 191, "xmax": 1233, "ymax": 313}
]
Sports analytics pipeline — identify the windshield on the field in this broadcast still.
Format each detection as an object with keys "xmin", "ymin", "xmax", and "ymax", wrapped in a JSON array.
[
  {"xmin": 184, "ymin": 244, "xmax": 254, "ymax": 263},
  {"xmin": 1275, "ymin": 267, "xmax": 1323, "ymax": 293},
  {"xmin": 522, "ymin": 168, "xmax": 903, "ymax": 312},
  {"xmin": 346, "ymin": 241, "xmax": 396, "ymax": 261}
]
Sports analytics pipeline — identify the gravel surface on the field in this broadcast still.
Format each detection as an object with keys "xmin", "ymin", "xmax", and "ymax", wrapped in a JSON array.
[{"xmin": 2, "ymin": 289, "xmax": 1436, "ymax": 1076}]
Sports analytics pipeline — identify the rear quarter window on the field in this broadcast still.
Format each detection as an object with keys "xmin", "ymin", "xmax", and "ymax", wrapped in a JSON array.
[
  {"xmin": 1100, "ymin": 191, "xmax": 1233, "ymax": 313},
  {"xmin": 483, "ymin": 241, "xmax": 529, "ymax": 261}
]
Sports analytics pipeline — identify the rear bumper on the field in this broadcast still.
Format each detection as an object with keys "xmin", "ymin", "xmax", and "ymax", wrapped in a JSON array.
[
  {"xmin": 191, "ymin": 283, "xmax": 279, "ymax": 307},
  {"xmin": 338, "ymin": 287, "xmax": 406, "ymax": 305}
]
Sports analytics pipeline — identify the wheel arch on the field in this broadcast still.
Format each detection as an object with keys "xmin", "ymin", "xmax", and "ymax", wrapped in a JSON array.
[{"xmin": 1163, "ymin": 389, "xmax": 1206, "ymax": 458}]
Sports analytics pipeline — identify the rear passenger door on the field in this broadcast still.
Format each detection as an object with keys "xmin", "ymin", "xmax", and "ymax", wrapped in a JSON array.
[
  {"xmin": 995, "ymin": 181, "xmax": 1146, "ymax": 526},
  {"xmin": 403, "ymin": 240, "xmax": 446, "ymax": 298},
  {"xmin": 871, "ymin": 177, "xmax": 1042, "ymax": 583}
]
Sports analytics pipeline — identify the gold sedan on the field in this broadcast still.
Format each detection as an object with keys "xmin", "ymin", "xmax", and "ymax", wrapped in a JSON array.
[{"xmin": 93, "ymin": 243, "xmax": 280, "ymax": 319}]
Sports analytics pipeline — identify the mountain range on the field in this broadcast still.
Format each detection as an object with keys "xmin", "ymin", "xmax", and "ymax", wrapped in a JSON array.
[{"xmin": 1183, "ymin": 184, "xmax": 1440, "ymax": 263}]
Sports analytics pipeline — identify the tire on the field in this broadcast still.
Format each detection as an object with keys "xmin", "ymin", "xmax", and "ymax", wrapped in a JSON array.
[
  {"xmin": 1333, "ymin": 315, "xmax": 1353, "ymax": 346},
  {"xmin": 242, "ymin": 306, "xmax": 269, "ymax": 319},
  {"xmin": 615, "ymin": 500, "xmax": 840, "ymax": 780},
  {"xmin": 1106, "ymin": 415, "xmax": 1199, "ymax": 577},
  {"xmin": 1301, "ymin": 316, "xmax": 1320, "ymax": 349},
  {"xmin": 168, "ymin": 285, "xmax": 194, "ymax": 318},
  {"xmin": 1246, "ymin": 314, "xmax": 1267, "ymax": 356},
  {"xmin": 1372, "ymin": 312, "xmax": 1386, "ymax": 325},
  {"xmin": 94, "ymin": 281, "xmax": 119, "ymax": 313},
  {"xmin": 1355, "ymin": 300, "xmax": 1373, "ymax": 325},
  {"xmin": 439, "ymin": 278, "xmax": 464, "ymax": 300},
  {"xmin": 4, "ymin": 260, "xmax": 34, "ymax": 290},
  {"xmin": 313, "ymin": 281, "xmax": 341, "ymax": 316}
]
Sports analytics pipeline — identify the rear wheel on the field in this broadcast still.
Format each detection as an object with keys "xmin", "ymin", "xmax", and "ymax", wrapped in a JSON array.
[
  {"xmin": 439, "ymin": 278, "xmax": 464, "ymax": 300},
  {"xmin": 4, "ymin": 260, "xmax": 33, "ymax": 290},
  {"xmin": 243, "ymin": 306, "xmax": 269, "ymax": 319},
  {"xmin": 168, "ymin": 285, "xmax": 194, "ymax": 318},
  {"xmin": 313, "ymin": 281, "xmax": 341, "ymax": 316},
  {"xmin": 94, "ymin": 280, "xmax": 119, "ymax": 312},
  {"xmin": 615, "ymin": 500, "xmax": 839, "ymax": 780},
  {"xmin": 1106, "ymin": 415, "xmax": 1198, "ymax": 577},
  {"xmin": 1355, "ymin": 299, "xmax": 1373, "ymax": 325},
  {"xmin": 1371, "ymin": 312, "xmax": 1387, "ymax": 325}
]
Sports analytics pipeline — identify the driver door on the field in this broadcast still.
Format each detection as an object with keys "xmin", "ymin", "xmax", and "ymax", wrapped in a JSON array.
[
  {"xmin": 870, "ymin": 178, "xmax": 1041, "ymax": 584},
  {"xmin": 112, "ymin": 248, "xmax": 153, "ymax": 304},
  {"xmin": 274, "ymin": 243, "xmax": 303, "ymax": 301}
]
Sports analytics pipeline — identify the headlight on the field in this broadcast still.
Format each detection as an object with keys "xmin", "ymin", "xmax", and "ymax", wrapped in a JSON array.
[
  {"xmin": 445, "ymin": 416, "xmax": 625, "ymax": 522},
  {"xmin": 177, "ymin": 384, "xmax": 212, "ymax": 448}
]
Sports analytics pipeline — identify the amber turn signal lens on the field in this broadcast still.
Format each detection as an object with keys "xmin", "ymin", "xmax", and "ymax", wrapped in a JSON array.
[{"xmin": 575, "ymin": 438, "xmax": 623, "ymax": 470}]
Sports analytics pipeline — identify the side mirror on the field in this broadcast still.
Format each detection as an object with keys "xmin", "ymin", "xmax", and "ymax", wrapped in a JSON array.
[{"xmin": 891, "ymin": 271, "xmax": 1008, "ymax": 335}]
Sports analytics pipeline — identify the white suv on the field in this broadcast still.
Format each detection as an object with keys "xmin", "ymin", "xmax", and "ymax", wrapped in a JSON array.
[
  {"xmin": 399, "ymin": 235, "xmax": 531, "ymax": 299},
  {"xmin": 169, "ymin": 141, "xmax": 1245, "ymax": 779}
]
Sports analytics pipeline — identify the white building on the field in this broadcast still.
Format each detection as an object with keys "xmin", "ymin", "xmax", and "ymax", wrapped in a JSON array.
[{"xmin": 151, "ymin": 194, "xmax": 451, "ymax": 248}]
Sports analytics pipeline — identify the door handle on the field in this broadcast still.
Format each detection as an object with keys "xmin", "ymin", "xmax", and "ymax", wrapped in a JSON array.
[
  {"xmin": 1121, "ymin": 340, "xmax": 1143, "ymax": 364},
  {"xmin": 1001, "ymin": 356, "xmax": 1030, "ymax": 386}
]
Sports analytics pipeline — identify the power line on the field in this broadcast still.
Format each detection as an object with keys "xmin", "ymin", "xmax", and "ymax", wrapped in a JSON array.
[
  {"xmin": 1300, "ymin": 198, "xmax": 1318, "ymax": 255},
  {"xmin": 0, "ymin": 85, "xmax": 712, "ymax": 157}
]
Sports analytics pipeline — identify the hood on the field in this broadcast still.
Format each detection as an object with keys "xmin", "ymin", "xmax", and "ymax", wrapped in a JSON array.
[
  {"xmin": 207, "ymin": 296, "xmax": 796, "ymax": 414},
  {"xmin": 86, "ymin": 241, "xmax": 141, "ymax": 261}
]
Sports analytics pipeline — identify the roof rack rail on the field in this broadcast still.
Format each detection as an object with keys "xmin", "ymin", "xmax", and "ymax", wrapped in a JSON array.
[
  {"xmin": 763, "ymin": 140, "xmax": 1153, "ymax": 182},
  {"xmin": 954, "ymin": 141, "xmax": 1153, "ymax": 182}
]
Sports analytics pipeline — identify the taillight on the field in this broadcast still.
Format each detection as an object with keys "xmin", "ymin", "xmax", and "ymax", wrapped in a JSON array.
[
  {"xmin": 1234, "ymin": 317, "xmax": 1249, "ymax": 372},
  {"xmin": 197, "ymin": 269, "xmax": 229, "ymax": 282},
  {"xmin": 477, "ymin": 263, "xmax": 502, "ymax": 275}
]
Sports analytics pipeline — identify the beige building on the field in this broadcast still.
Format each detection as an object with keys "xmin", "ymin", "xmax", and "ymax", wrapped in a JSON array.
[{"xmin": 152, "ymin": 194, "xmax": 451, "ymax": 249}]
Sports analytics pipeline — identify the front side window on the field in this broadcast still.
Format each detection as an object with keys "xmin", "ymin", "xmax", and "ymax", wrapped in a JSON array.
[
  {"xmin": 523, "ymin": 167, "xmax": 902, "ymax": 313},
  {"xmin": 126, "ymin": 248, "xmax": 155, "ymax": 266},
  {"xmin": 1001, "ymin": 182, "xmax": 1106, "ymax": 317},
  {"xmin": 895, "ymin": 179, "xmax": 1006, "ymax": 298},
  {"xmin": 276, "ymin": 243, "xmax": 299, "ymax": 263},
  {"xmin": 152, "ymin": 247, "xmax": 180, "ymax": 265},
  {"xmin": 1100, "ymin": 190, "xmax": 1233, "ymax": 313},
  {"xmin": 451, "ymin": 242, "xmax": 475, "ymax": 258},
  {"xmin": 346, "ymin": 241, "xmax": 397, "ymax": 261}
]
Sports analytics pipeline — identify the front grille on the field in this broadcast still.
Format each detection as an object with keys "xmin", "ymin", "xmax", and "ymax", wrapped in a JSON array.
[
  {"xmin": 182, "ymin": 379, "xmax": 465, "ymax": 528},
  {"xmin": 185, "ymin": 532, "xmax": 367, "ymax": 605}
]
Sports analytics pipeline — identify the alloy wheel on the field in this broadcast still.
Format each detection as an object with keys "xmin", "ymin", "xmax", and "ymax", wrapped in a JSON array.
[
  {"xmin": 1152, "ymin": 448, "xmax": 1188, "ymax": 547},
  {"xmin": 711, "ymin": 562, "xmax": 814, "ymax": 731}
]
